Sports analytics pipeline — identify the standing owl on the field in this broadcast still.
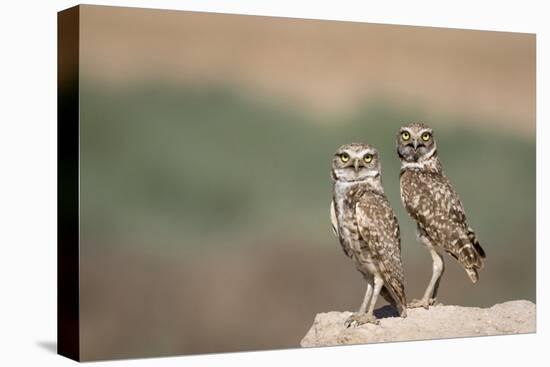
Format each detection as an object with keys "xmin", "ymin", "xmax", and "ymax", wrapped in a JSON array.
[
  {"xmin": 397, "ymin": 122, "xmax": 486, "ymax": 309},
  {"xmin": 331, "ymin": 143, "xmax": 407, "ymax": 326}
]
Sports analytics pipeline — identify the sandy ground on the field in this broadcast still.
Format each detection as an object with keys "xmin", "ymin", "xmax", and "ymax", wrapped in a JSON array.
[{"xmin": 300, "ymin": 300, "xmax": 535, "ymax": 347}]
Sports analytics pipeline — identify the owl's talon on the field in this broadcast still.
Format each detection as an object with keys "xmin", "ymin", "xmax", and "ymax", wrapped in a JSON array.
[
  {"xmin": 345, "ymin": 313, "xmax": 379, "ymax": 328},
  {"xmin": 407, "ymin": 297, "xmax": 437, "ymax": 309},
  {"xmin": 344, "ymin": 319, "xmax": 356, "ymax": 328}
]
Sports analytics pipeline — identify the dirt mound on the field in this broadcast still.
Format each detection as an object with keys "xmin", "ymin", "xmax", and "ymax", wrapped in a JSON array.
[{"xmin": 300, "ymin": 300, "xmax": 535, "ymax": 347}]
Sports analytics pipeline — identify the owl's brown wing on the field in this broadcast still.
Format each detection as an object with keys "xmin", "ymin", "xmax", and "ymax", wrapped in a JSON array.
[
  {"xmin": 355, "ymin": 193, "xmax": 406, "ymax": 307},
  {"xmin": 403, "ymin": 172, "xmax": 485, "ymax": 280},
  {"xmin": 405, "ymin": 174, "xmax": 468, "ymax": 255}
]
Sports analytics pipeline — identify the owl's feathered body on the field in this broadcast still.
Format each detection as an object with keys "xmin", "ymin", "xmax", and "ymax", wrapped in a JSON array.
[
  {"xmin": 397, "ymin": 123, "xmax": 486, "ymax": 308},
  {"xmin": 331, "ymin": 143, "xmax": 406, "ymax": 325},
  {"xmin": 400, "ymin": 168, "xmax": 485, "ymax": 280},
  {"xmin": 332, "ymin": 183, "xmax": 407, "ymax": 307}
]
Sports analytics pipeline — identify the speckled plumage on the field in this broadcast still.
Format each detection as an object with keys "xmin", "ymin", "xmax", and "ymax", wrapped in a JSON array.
[
  {"xmin": 397, "ymin": 123, "xmax": 486, "ymax": 309},
  {"xmin": 331, "ymin": 143, "xmax": 406, "ymax": 325}
]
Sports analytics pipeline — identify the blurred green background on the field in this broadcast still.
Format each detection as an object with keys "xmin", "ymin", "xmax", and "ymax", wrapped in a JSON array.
[{"xmin": 76, "ymin": 5, "xmax": 535, "ymax": 361}]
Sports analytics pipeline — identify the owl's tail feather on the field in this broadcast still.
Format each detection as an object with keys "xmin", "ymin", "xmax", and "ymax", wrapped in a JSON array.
[
  {"xmin": 467, "ymin": 227, "xmax": 486, "ymax": 259},
  {"xmin": 381, "ymin": 287, "xmax": 407, "ymax": 318},
  {"xmin": 457, "ymin": 233, "xmax": 485, "ymax": 283}
]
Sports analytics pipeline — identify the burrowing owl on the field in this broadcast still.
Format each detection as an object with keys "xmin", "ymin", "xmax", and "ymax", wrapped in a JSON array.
[
  {"xmin": 331, "ymin": 143, "xmax": 407, "ymax": 326},
  {"xmin": 397, "ymin": 123, "xmax": 486, "ymax": 309}
]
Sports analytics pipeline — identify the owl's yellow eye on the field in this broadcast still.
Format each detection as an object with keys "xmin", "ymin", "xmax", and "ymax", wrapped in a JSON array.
[
  {"xmin": 340, "ymin": 153, "xmax": 350, "ymax": 163},
  {"xmin": 363, "ymin": 154, "xmax": 373, "ymax": 163},
  {"xmin": 401, "ymin": 131, "xmax": 410, "ymax": 140},
  {"xmin": 421, "ymin": 132, "xmax": 431, "ymax": 141}
]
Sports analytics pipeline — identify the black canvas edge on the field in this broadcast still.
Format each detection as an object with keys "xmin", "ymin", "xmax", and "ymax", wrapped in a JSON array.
[{"xmin": 57, "ymin": 5, "xmax": 80, "ymax": 362}]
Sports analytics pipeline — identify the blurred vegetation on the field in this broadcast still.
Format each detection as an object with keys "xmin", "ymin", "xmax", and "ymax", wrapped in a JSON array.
[
  {"xmin": 80, "ymin": 82, "xmax": 535, "ymax": 255},
  {"xmin": 78, "ymin": 82, "xmax": 535, "ymax": 359}
]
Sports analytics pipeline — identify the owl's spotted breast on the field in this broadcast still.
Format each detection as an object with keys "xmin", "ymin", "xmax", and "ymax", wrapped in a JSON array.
[
  {"xmin": 400, "ymin": 169, "xmax": 468, "ymax": 253},
  {"xmin": 333, "ymin": 182, "xmax": 369, "ymax": 258}
]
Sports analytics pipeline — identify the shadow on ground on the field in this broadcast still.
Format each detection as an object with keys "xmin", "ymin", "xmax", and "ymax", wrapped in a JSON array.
[{"xmin": 36, "ymin": 340, "xmax": 56, "ymax": 354}]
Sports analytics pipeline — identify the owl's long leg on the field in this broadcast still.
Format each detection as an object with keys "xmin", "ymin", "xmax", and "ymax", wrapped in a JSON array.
[
  {"xmin": 430, "ymin": 249, "xmax": 445, "ymax": 301},
  {"xmin": 365, "ymin": 275, "xmax": 383, "ymax": 319},
  {"xmin": 345, "ymin": 276, "xmax": 382, "ymax": 327},
  {"xmin": 358, "ymin": 281, "xmax": 373, "ymax": 314},
  {"xmin": 409, "ymin": 247, "xmax": 445, "ymax": 309}
]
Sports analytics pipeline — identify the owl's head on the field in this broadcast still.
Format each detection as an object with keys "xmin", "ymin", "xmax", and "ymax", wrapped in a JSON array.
[
  {"xmin": 396, "ymin": 122, "xmax": 437, "ymax": 163},
  {"xmin": 331, "ymin": 143, "xmax": 381, "ymax": 182}
]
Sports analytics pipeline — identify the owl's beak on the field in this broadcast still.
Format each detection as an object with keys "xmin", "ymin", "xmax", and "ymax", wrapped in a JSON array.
[
  {"xmin": 413, "ymin": 140, "xmax": 418, "ymax": 150},
  {"xmin": 353, "ymin": 159, "xmax": 360, "ymax": 172}
]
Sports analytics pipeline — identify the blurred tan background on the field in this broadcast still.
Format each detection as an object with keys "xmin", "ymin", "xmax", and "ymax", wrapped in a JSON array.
[{"xmin": 76, "ymin": 5, "xmax": 535, "ymax": 361}]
